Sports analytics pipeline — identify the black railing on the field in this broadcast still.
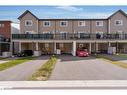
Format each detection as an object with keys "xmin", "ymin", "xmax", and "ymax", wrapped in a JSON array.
[
  {"xmin": 0, "ymin": 36, "xmax": 10, "ymax": 42},
  {"xmin": 12, "ymin": 33, "xmax": 127, "ymax": 40}
]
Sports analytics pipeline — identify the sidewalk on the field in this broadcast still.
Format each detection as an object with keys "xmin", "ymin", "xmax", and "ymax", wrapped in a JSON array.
[{"xmin": 0, "ymin": 81, "xmax": 127, "ymax": 89}]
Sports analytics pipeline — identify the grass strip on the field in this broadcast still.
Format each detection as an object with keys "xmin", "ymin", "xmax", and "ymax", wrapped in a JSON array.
[
  {"xmin": 29, "ymin": 55, "xmax": 57, "ymax": 81},
  {"xmin": 0, "ymin": 57, "xmax": 6, "ymax": 60},
  {"xmin": 0, "ymin": 56, "xmax": 36, "ymax": 71},
  {"xmin": 115, "ymin": 54, "xmax": 127, "ymax": 58},
  {"xmin": 95, "ymin": 55, "xmax": 127, "ymax": 69}
]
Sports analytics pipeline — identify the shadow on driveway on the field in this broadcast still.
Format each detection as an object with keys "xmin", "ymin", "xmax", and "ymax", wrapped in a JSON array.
[{"xmin": 58, "ymin": 55, "xmax": 96, "ymax": 62}]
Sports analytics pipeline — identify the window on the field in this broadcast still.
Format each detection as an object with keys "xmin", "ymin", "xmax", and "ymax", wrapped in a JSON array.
[
  {"xmin": 43, "ymin": 21, "xmax": 51, "ymax": 27},
  {"xmin": 60, "ymin": 21, "xmax": 68, "ymax": 27},
  {"xmin": 115, "ymin": 20, "xmax": 123, "ymax": 26},
  {"xmin": 77, "ymin": 31, "xmax": 90, "ymax": 39},
  {"xmin": 0, "ymin": 24, "xmax": 4, "ymax": 27},
  {"xmin": 78, "ymin": 21, "xmax": 85, "ymax": 26},
  {"xmin": 60, "ymin": 31, "xmax": 67, "ymax": 39},
  {"xmin": 96, "ymin": 31, "xmax": 104, "ymax": 39},
  {"xmin": 96, "ymin": 21, "xmax": 103, "ymax": 26},
  {"xmin": 25, "ymin": 20, "xmax": 33, "ymax": 26}
]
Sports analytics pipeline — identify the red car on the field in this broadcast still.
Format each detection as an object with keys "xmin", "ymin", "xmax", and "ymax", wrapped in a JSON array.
[{"xmin": 76, "ymin": 49, "xmax": 90, "ymax": 57}]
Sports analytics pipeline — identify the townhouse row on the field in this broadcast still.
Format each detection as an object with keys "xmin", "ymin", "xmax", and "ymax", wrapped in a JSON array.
[{"xmin": 1, "ymin": 9, "xmax": 127, "ymax": 57}]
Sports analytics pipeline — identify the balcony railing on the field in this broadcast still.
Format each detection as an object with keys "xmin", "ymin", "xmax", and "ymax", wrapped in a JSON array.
[
  {"xmin": 12, "ymin": 33, "xmax": 127, "ymax": 40},
  {"xmin": 0, "ymin": 36, "xmax": 10, "ymax": 42}
]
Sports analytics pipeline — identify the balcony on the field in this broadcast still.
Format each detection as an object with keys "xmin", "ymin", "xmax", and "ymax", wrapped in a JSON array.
[
  {"xmin": 0, "ymin": 36, "xmax": 10, "ymax": 43},
  {"xmin": 12, "ymin": 33, "xmax": 127, "ymax": 40}
]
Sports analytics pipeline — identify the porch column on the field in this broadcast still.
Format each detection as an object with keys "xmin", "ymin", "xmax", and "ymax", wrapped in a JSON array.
[
  {"xmin": 89, "ymin": 42, "xmax": 91, "ymax": 54},
  {"xmin": 35, "ymin": 42, "xmax": 39, "ymax": 51},
  {"xmin": 108, "ymin": 42, "xmax": 111, "ymax": 47},
  {"xmin": 96, "ymin": 42, "xmax": 98, "ymax": 53},
  {"xmin": 34, "ymin": 42, "xmax": 41, "ymax": 56},
  {"xmin": 9, "ymin": 42, "xmax": 12, "ymax": 56},
  {"xmin": 54, "ymin": 42, "xmax": 56, "ymax": 54},
  {"xmin": 116, "ymin": 42, "xmax": 118, "ymax": 53},
  {"xmin": 19, "ymin": 42, "xmax": 21, "ymax": 53},
  {"xmin": 72, "ymin": 41, "xmax": 76, "ymax": 56}
]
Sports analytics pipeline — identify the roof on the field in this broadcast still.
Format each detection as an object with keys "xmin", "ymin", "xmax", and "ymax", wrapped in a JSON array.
[
  {"xmin": 18, "ymin": 9, "xmax": 127, "ymax": 20},
  {"xmin": 108, "ymin": 9, "xmax": 127, "ymax": 19},
  {"xmin": 39, "ymin": 18, "xmax": 108, "ymax": 21},
  {"xmin": 0, "ymin": 20, "xmax": 12, "ymax": 23},
  {"xmin": 18, "ymin": 10, "xmax": 39, "ymax": 20}
]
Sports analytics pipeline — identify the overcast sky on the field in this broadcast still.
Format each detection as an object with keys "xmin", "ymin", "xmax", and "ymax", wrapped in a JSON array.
[{"xmin": 0, "ymin": 6, "xmax": 127, "ymax": 23}]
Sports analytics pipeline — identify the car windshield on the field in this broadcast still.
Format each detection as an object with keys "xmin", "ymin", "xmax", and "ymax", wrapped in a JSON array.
[{"xmin": 79, "ymin": 49, "xmax": 87, "ymax": 51}]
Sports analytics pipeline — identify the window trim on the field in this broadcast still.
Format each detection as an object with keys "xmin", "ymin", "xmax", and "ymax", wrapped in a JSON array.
[
  {"xmin": 96, "ymin": 21, "xmax": 103, "ymax": 26},
  {"xmin": 60, "ymin": 21, "xmax": 68, "ymax": 27},
  {"xmin": 115, "ymin": 20, "xmax": 123, "ymax": 26},
  {"xmin": 43, "ymin": 21, "xmax": 51, "ymax": 27},
  {"xmin": 78, "ymin": 21, "xmax": 86, "ymax": 27},
  {"xmin": 25, "ymin": 20, "xmax": 33, "ymax": 26}
]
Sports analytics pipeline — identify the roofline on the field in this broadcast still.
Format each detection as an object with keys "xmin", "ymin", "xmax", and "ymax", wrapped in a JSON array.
[
  {"xmin": 38, "ymin": 19, "xmax": 108, "ymax": 21},
  {"xmin": 18, "ymin": 10, "xmax": 38, "ymax": 20},
  {"xmin": 108, "ymin": 9, "xmax": 127, "ymax": 19},
  {"xmin": 18, "ymin": 9, "xmax": 127, "ymax": 21},
  {"xmin": 0, "ymin": 20, "xmax": 12, "ymax": 23}
]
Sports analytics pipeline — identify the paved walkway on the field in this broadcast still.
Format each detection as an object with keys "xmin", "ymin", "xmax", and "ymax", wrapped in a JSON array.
[
  {"xmin": 50, "ymin": 55, "xmax": 127, "ymax": 80},
  {"xmin": 0, "ymin": 56, "xmax": 49, "ymax": 81},
  {"xmin": 0, "ymin": 60, "xmax": 9, "ymax": 64}
]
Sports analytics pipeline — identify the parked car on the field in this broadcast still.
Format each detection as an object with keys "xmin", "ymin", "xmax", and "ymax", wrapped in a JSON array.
[
  {"xmin": 76, "ymin": 49, "xmax": 90, "ymax": 57},
  {"xmin": 17, "ymin": 50, "xmax": 33, "ymax": 57}
]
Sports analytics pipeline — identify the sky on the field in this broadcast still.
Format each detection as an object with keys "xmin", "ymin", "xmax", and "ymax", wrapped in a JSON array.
[{"xmin": 1, "ymin": 6, "xmax": 127, "ymax": 23}]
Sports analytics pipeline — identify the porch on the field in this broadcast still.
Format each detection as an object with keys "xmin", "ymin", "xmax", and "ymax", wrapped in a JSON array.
[{"xmin": 14, "ymin": 41, "xmax": 127, "ymax": 56}]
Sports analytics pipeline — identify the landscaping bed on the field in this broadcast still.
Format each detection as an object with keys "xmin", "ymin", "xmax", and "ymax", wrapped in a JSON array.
[
  {"xmin": 0, "ymin": 56, "xmax": 36, "ymax": 71},
  {"xmin": 29, "ymin": 55, "xmax": 57, "ymax": 81}
]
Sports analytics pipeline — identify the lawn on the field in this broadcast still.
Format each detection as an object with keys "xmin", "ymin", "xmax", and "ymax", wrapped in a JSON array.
[
  {"xmin": 115, "ymin": 54, "xmax": 127, "ymax": 58},
  {"xmin": 0, "ymin": 56, "xmax": 36, "ymax": 71},
  {"xmin": 95, "ymin": 54, "xmax": 127, "ymax": 69},
  {"xmin": 29, "ymin": 55, "xmax": 57, "ymax": 81}
]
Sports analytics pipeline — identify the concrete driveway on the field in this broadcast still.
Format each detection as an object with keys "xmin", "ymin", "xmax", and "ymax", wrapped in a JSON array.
[
  {"xmin": 50, "ymin": 55, "xmax": 127, "ymax": 80},
  {"xmin": 0, "ymin": 56, "xmax": 49, "ymax": 81}
]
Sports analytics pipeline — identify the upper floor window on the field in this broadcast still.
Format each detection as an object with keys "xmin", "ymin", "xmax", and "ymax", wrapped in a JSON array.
[
  {"xmin": 0, "ymin": 23, "xmax": 4, "ymax": 28},
  {"xmin": 78, "ymin": 21, "xmax": 85, "ymax": 26},
  {"xmin": 43, "ymin": 21, "xmax": 51, "ymax": 27},
  {"xmin": 25, "ymin": 20, "xmax": 33, "ymax": 26},
  {"xmin": 115, "ymin": 20, "xmax": 123, "ymax": 26},
  {"xmin": 60, "ymin": 21, "xmax": 68, "ymax": 27},
  {"xmin": 96, "ymin": 21, "xmax": 103, "ymax": 26}
]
